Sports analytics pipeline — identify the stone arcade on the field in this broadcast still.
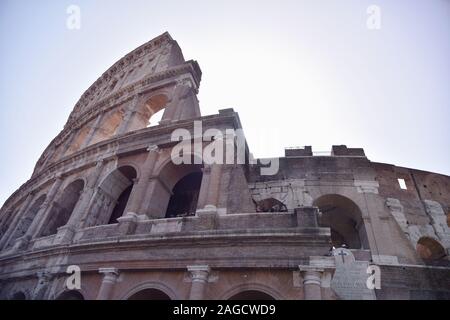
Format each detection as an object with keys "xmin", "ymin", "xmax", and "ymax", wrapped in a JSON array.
[{"xmin": 0, "ymin": 32, "xmax": 449, "ymax": 300}]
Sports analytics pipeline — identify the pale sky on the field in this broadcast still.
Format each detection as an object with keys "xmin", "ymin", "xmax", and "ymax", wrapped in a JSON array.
[{"xmin": 1, "ymin": 0, "xmax": 449, "ymax": 207}]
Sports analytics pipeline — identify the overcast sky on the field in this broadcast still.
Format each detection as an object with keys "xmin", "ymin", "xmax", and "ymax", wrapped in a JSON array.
[{"xmin": 0, "ymin": 0, "xmax": 449, "ymax": 206}]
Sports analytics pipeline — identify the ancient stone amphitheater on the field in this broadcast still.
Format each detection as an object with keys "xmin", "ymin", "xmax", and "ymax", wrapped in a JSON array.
[{"xmin": 0, "ymin": 33, "xmax": 449, "ymax": 300}]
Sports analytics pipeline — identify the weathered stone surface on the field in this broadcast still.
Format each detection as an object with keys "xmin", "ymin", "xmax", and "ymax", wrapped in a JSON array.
[{"xmin": 0, "ymin": 32, "xmax": 449, "ymax": 300}]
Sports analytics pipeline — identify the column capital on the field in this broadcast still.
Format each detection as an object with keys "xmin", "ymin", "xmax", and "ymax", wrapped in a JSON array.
[
  {"xmin": 147, "ymin": 145, "xmax": 160, "ymax": 153},
  {"xmin": 187, "ymin": 265, "xmax": 211, "ymax": 282},
  {"xmin": 99, "ymin": 267, "xmax": 119, "ymax": 276}
]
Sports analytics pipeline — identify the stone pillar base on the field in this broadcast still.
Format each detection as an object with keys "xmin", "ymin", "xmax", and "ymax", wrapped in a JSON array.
[
  {"xmin": 117, "ymin": 212, "xmax": 139, "ymax": 235},
  {"xmin": 53, "ymin": 225, "xmax": 76, "ymax": 245}
]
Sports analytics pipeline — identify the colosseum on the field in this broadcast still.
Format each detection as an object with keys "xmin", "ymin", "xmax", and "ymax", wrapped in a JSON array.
[{"xmin": 0, "ymin": 32, "xmax": 449, "ymax": 300}]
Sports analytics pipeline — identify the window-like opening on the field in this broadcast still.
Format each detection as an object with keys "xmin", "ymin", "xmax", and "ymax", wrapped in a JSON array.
[
  {"xmin": 398, "ymin": 178, "xmax": 407, "ymax": 190},
  {"xmin": 416, "ymin": 237, "xmax": 447, "ymax": 261},
  {"xmin": 7, "ymin": 195, "xmax": 46, "ymax": 245},
  {"xmin": 147, "ymin": 108, "xmax": 164, "ymax": 127},
  {"xmin": 165, "ymin": 172, "xmax": 203, "ymax": 218},
  {"xmin": 90, "ymin": 166, "xmax": 137, "ymax": 226},
  {"xmin": 40, "ymin": 180, "xmax": 85, "ymax": 237},
  {"xmin": 108, "ymin": 185, "xmax": 133, "ymax": 224},
  {"xmin": 128, "ymin": 94, "xmax": 168, "ymax": 131},
  {"xmin": 254, "ymin": 198, "xmax": 288, "ymax": 212},
  {"xmin": 128, "ymin": 289, "xmax": 171, "ymax": 300},
  {"xmin": 229, "ymin": 290, "xmax": 275, "ymax": 300},
  {"xmin": 314, "ymin": 194, "xmax": 369, "ymax": 249}
]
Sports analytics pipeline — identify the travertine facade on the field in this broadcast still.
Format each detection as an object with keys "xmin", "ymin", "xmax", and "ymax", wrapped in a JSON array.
[{"xmin": 0, "ymin": 33, "xmax": 449, "ymax": 300}]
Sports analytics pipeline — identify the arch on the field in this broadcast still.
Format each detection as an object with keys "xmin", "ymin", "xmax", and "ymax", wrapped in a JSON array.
[
  {"xmin": 416, "ymin": 237, "xmax": 447, "ymax": 261},
  {"xmin": 89, "ymin": 108, "xmax": 125, "ymax": 145},
  {"xmin": 90, "ymin": 165, "xmax": 138, "ymax": 226},
  {"xmin": 40, "ymin": 179, "xmax": 85, "ymax": 237},
  {"xmin": 313, "ymin": 194, "xmax": 369, "ymax": 249},
  {"xmin": 127, "ymin": 288, "xmax": 171, "ymax": 300},
  {"xmin": 55, "ymin": 290, "xmax": 85, "ymax": 300},
  {"xmin": 229, "ymin": 290, "xmax": 276, "ymax": 300},
  {"xmin": 128, "ymin": 93, "xmax": 169, "ymax": 131},
  {"xmin": 220, "ymin": 283, "xmax": 284, "ymax": 300},
  {"xmin": 121, "ymin": 281, "xmax": 178, "ymax": 300},
  {"xmin": 65, "ymin": 125, "xmax": 91, "ymax": 156},
  {"xmin": 10, "ymin": 291, "xmax": 26, "ymax": 300},
  {"xmin": 151, "ymin": 157, "xmax": 203, "ymax": 219},
  {"xmin": 165, "ymin": 171, "xmax": 203, "ymax": 218},
  {"xmin": 254, "ymin": 198, "xmax": 288, "ymax": 213},
  {"xmin": 7, "ymin": 194, "xmax": 47, "ymax": 245}
]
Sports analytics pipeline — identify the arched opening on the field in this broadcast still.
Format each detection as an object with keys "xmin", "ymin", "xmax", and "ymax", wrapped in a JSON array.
[
  {"xmin": 10, "ymin": 292, "xmax": 26, "ymax": 300},
  {"xmin": 7, "ymin": 195, "xmax": 46, "ymax": 245},
  {"xmin": 127, "ymin": 288, "xmax": 171, "ymax": 300},
  {"xmin": 128, "ymin": 94, "xmax": 169, "ymax": 131},
  {"xmin": 89, "ymin": 109, "xmax": 125, "ymax": 145},
  {"xmin": 254, "ymin": 198, "xmax": 288, "ymax": 212},
  {"xmin": 313, "ymin": 194, "xmax": 368, "ymax": 249},
  {"xmin": 147, "ymin": 108, "xmax": 165, "ymax": 127},
  {"xmin": 150, "ymin": 158, "xmax": 203, "ymax": 219},
  {"xmin": 56, "ymin": 290, "xmax": 84, "ymax": 300},
  {"xmin": 108, "ymin": 185, "xmax": 133, "ymax": 224},
  {"xmin": 65, "ymin": 126, "xmax": 91, "ymax": 156},
  {"xmin": 90, "ymin": 166, "xmax": 137, "ymax": 226},
  {"xmin": 40, "ymin": 180, "xmax": 85, "ymax": 237},
  {"xmin": 416, "ymin": 237, "xmax": 447, "ymax": 261},
  {"xmin": 228, "ymin": 290, "xmax": 275, "ymax": 300},
  {"xmin": 165, "ymin": 172, "xmax": 203, "ymax": 218}
]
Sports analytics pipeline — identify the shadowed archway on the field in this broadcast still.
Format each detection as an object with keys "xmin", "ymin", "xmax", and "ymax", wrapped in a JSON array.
[
  {"xmin": 56, "ymin": 290, "xmax": 84, "ymax": 300},
  {"xmin": 127, "ymin": 288, "xmax": 171, "ymax": 300},
  {"xmin": 228, "ymin": 290, "xmax": 276, "ymax": 300},
  {"xmin": 313, "ymin": 194, "xmax": 369, "ymax": 249},
  {"xmin": 41, "ymin": 180, "xmax": 85, "ymax": 236}
]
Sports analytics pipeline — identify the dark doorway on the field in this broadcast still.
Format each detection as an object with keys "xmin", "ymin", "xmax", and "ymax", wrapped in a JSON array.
[
  {"xmin": 41, "ymin": 180, "xmax": 84, "ymax": 237},
  {"xmin": 229, "ymin": 290, "xmax": 275, "ymax": 300},
  {"xmin": 56, "ymin": 290, "xmax": 84, "ymax": 300},
  {"xmin": 128, "ymin": 288, "xmax": 171, "ymax": 300},
  {"xmin": 108, "ymin": 185, "xmax": 133, "ymax": 224},
  {"xmin": 165, "ymin": 172, "xmax": 202, "ymax": 218}
]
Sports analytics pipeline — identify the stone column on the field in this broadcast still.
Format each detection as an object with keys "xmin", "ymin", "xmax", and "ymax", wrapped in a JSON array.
[
  {"xmin": 0, "ymin": 192, "xmax": 35, "ymax": 249},
  {"xmin": 80, "ymin": 113, "xmax": 105, "ymax": 149},
  {"xmin": 187, "ymin": 265, "xmax": 210, "ymax": 300},
  {"xmin": 96, "ymin": 268, "xmax": 119, "ymax": 300},
  {"xmin": 202, "ymin": 164, "xmax": 222, "ymax": 211},
  {"xmin": 19, "ymin": 177, "xmax": 63, "ymax": 245},
  {"xmin": 116, "ymin": 95, "xmax": 139, "ymax": 135},
  {"xmin": 123, "ymin": 145, "xmax": 159, "ymax": 215},
  {"xmin": 67, "ymin": 160, "xmax": 105, "ymax": 230},
  {"xmin": 196, "ymin": 167, "xmax": 211, "ymax": 211},
  {"xmin": 300, "ymin": 268, "xmax": 323, "ymax": 300}
]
